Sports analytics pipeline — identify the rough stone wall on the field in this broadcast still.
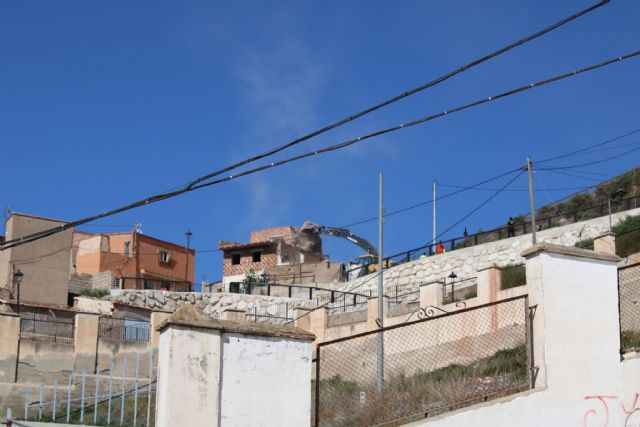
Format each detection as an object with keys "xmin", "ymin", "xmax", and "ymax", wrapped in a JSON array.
[
  {"xmin": 108, "ymin": 290, "xmax": 315, "ymax": 319},
  {"xmin": 328, "ymin": 207, "xmax": 640, "ymax": 295}
]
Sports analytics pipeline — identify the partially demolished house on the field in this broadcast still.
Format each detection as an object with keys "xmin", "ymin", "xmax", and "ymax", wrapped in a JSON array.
[{"xmin": 218, "ymin": 225, "xmax": 344, "ymax": 292}]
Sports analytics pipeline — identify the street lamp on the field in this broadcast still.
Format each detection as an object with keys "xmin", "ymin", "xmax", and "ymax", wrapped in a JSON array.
[
  {"xmin": 185, "ymin": 230, "xmax": 193, "ymax": 292},
  {"xmin": 13, "ymin": 269, "xmax": 24, "ymax": 314},
  {"xmin": 446, "ymin": 272, "xmax": 457, "ymax": 304},
  {"xmin": 608, "ymin": 187, "xmax": 627, "ymax": 231}
]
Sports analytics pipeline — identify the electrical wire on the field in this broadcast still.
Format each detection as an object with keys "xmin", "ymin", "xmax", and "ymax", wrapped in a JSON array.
[
  {"xmin": 3, "ymin": 49, "xmax": 639, "ymax": 251},
  {"xmin": 181, "ymin": 0, "xmax": 610, "ymax": 191},
  {"xmin": 538, "ymin": 144, "xmax": 640, "ymax": 171},
  {"xmin": 536, "ymin": 128, "xmax": 640, "ymax": 165}
]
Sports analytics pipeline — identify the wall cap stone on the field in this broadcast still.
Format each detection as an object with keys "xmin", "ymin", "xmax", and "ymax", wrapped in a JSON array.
[
  {"xmin": 595, "ymin": 231, "xmax": 617, "ymax": 238},
  {"xmin": 521, "ymin": 242, "xmax": 620, "ymax": 263},
  {"xmin": 0, "ymin": 311, "xmax": 20, "ymax": 318},
  {"xmin": 157, "ymin": 305, "xmax": 315, "ymax": 341}
]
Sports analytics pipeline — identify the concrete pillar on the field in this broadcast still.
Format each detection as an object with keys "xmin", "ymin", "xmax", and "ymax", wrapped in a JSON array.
[
  {"xmin": 0, "ymin": 312, "xmax": 20, "ymax": 382},
  {"xmin": 155, "ymin": 305, "xmax": 315, "ymax": 427},
  {"xmin": 150, "ymin": 311, "xmax": 172, "ymax": 348},
  {"xmin": 476, "ymin": 265, "xmax": 501, "ymax": 304},
  {"xmin": 521, "ymin": 243, "xmax": 620, "ymax": 389},
  {"xmin": 593, "ymin": 232, "xmax": 616, "ymax": 255},
  {"xmin": 73, "ymin": 312, "xmax": 99, "ymax": 374},
  {"xmin": 308, "ymin": 307, "xmax": 327, "ymax": 346},
  {"xmin": 293, "ymin": 307, "xmax": 313, "ymax": 331},
  {"xmin": 222, "ymin": 308, "xmax": 246, "ymax": 322},
  {"xmin": 419, "ymin": 281, "xmax": 440, "ymax": 309}
]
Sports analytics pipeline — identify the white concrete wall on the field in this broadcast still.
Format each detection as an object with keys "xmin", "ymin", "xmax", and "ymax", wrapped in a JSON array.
[
  {"xmin": 156, "ymin": 325, "xmax": 221, "ymax": 427},
  {"xmin": 408, "ymin": 246, "xmax": 636, "ymax": 427},
  {"xmin": 219, "ymin": 334, "xmax": 311, "ymax": 426}
]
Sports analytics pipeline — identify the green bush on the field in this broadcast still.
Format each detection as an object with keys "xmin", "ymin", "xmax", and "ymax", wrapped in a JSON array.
[
  {"xmin": 501, "ymin": 264, "xmax": 526, "ymax": 290},
  {"xmin": 79, "ymin": 289, "xmax": 109, "ymax": 298}
]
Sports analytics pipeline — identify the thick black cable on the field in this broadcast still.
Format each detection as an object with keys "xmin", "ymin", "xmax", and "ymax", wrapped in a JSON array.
[
  {"xmin": 3, "ymin": 49, "xmax": 639, "ymax": 251},
  {"xmin": 538, "ymin": 144, "xmax": 640, "ymax": 171},
  {"xmin": 183, "ymin": 0, "xmax": 609, "ymax": 191},
  {"xmin": 536, "ymin": 128, "xmax": 640, "ymax": 165}
]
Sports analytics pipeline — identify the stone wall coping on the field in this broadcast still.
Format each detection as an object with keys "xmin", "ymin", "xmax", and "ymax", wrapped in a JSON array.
[
  {"xmin": 157, "ymin": 305, "xmax": 315, "ymax": 341},
  {"xmin": 476, "ymin": 264, "xmax": 500, "ymax": 272},
  {"xmin": 521, "ymin": 242, "xmax": 620, "ymax": 263},
  {"xmin": 222, "ymin": 308, "xmax": 246, "ymax": 313},
  {"xmin": 0, "ymin": 311, "xmax": 20, "ymax": 318},
  {"xmin": 595, "ymin": 231, "xmax": 617, "ymax": 238}
]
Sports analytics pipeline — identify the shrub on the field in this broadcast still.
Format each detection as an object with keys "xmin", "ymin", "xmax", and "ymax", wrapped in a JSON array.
[
  {"xmin": 621, "ymin": 330, "xmax": 640, "ymax": 352},
  {"xmin": 501, "ymin": 264, "xmax": 526, "ymax": 290},
  {"xmin": 79, "ymin": 289, "xmax": 109, "ymax": 298}
]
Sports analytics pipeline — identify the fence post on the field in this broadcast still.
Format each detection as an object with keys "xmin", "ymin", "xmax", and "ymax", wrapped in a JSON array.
[
  {"xmin": 150, "ymin": 311, "xmax": 172, "ymax": 349},
  {"xmin": 0, "ymin": 312, "xmax": 20, "ymax": 382},
  {"xmin": 73, "ymin": 313, "xmax": 99, "ymax": 374}
]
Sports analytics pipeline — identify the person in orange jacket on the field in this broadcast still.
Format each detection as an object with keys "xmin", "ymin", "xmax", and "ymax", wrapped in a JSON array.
[{"xmin": 436, "ymin": 241, "xmax": 445, "ymax": 254}]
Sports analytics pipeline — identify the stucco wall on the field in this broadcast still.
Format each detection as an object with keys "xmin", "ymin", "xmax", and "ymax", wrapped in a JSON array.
[{"xmin": 1, "ymin": 214, "xmax": 73, "ymax": 307}]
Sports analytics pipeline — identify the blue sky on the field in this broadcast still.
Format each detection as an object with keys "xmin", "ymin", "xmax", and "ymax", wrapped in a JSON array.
[{"xmin": 1, "ymin": 1, "xmax": 639, "ymax": 288}]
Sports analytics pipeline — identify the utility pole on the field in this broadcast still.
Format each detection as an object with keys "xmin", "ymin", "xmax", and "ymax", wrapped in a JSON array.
[
  {"xmin": 185, "ymin": 230, "xmax": 193, "ymax": 292},
  {"xmin": 526, "ymin": 157, "xmax": 537, "ymax": 245},
  {"xmin": 432, "ymin": 180, "xmax": 436, "ymax": 254},
  {"xmin": 376, "ymin": 172, "xmax": 384, "ymax": 396}
]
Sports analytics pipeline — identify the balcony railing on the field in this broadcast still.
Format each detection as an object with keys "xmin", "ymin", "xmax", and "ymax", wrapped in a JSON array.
[{"xmin": 121, "ymin": 277, "xmax": 192, "ymax": 292}]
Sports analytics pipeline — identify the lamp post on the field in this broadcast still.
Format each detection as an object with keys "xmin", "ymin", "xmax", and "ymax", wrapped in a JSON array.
[
  {"xmin": 447, "ymin": 272, "xmax": 457, "ymax": 304},
  {"xmin": 185, "ymin": 230, "xmax": 193, "ymax": 292},
  {"xmin": 608, "ymin": 187, "xmax": 627, "ymax": 231},
  {"xmin": 13, "ymin": 269, "xmax": 24, "ymax": 314}
]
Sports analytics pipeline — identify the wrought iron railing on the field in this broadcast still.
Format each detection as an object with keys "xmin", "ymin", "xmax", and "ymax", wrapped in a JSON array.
[
  {"xmin": 121, "ymin": 277, "xmax": 191, "ymax": 292},
  {"xmin": 313, "ymin": 295, "xmax": 532, "ymax": 426},
  {"xmin": 20, "ymin": 314, "xmax": 75, "ymax": 344},
  {"xmin": 98, "ymin": 317, "xmax": 150, "ymax": 342}
]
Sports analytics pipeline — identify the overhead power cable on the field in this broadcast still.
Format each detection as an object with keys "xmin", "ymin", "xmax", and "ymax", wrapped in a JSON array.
[
  {"xmin": 536, "ymin": 128, "xmax": 640, "ymax": 165},
  {"xmin": 181, "ymin": 0, "xmax": 609, "ymax": 191},
  {"xmin": 3, "ymin": 49, "xmax": 639, "ymax": 251},
  {"xmin": 538, "ymin": 144, "xmax": 640, "ymax": 171}
]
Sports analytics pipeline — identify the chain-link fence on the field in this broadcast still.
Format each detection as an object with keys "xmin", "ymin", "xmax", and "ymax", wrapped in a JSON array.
[
  {"xmin": 314, "ymin": 295, "xmax": 531, "ymax": 426},
  {"xmin": 619, "ymin": 263, "xmax": 640, "ymax": 354}
]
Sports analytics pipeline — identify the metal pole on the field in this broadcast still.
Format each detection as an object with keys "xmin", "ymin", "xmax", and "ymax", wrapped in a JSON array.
[
  {"xmin": 146, "ymin": 351, "xmax": 153, "ymax": 427},
  {"xmin": 24, "ymin": 388, "xmax": 30, "ymax": 420},
  {"xmin": 185, "ymin": 230, "xmax": 192, "ymax": 292},
  {"xmin": 432, "ymin": 180, "xmax": 436, "ymax": 252},
  {"xmin": 80, "ymin": 369, "xmax": 86, "ymax": 423},
  {"xmin": 133, "ymin": 352, "xmax": 140, "ymax": 426},
  {"xmin": 376, "ymin": 172, "xmax": 384, "ymax": 396},
  {"xmin": 608, "ymin": 196, "xmax": 613, "ymax": 231},
  {"xmin": 94, "ymin": 363, "xmax": 100, "ymax": 424},
  {"xmin": 39, "ymin": 384, "xmax": 43, "ymax": 421},
  {"xmin": 53, "ymin": 379, "xmax": 58, "ymax": 420},
  {"xmin": 108, "ymin": 359, "xmax": 114, "ymax": 425},
  {"xmin": 526, "ymin": 157, "xmax": 537, "ymax": 245},
  {"xmin": 121, "ymin": 356, "xmax": 126, "ymax": 425},
  {"xmin": 66, "ymin": 374, "xmax": 72, "ymax": 422}
]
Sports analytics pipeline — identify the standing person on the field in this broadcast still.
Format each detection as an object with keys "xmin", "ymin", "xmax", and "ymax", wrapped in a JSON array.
[
  {"xmin": 507, "ymin": 217, "xmax": 516, "ymax": 237},
  {"xmin": 419, "ymin": 252, "xmax": 427, "ymax": 259},
  {"xmin": 437, "ymin": 241, "xmax": 445, "ymax": 254}
]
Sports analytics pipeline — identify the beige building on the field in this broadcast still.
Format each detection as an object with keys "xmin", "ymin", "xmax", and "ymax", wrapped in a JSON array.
[{"xmin": 0, "ymin": 213, "xmax": 74, "ymax": 307}]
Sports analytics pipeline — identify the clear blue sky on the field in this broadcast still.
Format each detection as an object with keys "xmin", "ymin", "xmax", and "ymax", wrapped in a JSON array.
[{"xmin": 1, "ymin": 1, "xmax": 639, "ymax": 288}]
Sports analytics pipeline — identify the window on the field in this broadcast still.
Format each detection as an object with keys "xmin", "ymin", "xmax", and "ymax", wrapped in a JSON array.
[
  {"xmin": 112, "ymin": 277, "xmax": 122, "ymax": 289},
  {"xmin": 231, "ymin": 253, "xmax": 241, "ymax": 265},
  {"xmin": 124, "ymin": 241, "xmax": 130, "ymax": 257},
  {"xmin": 158, "ymin": 250, "xmax": 171, "ymax": 263},
  {"xmin": 229, "ymin": 282, "xmax": 241, "ymax": 293},
  {"xmin": 252, "ymin": 251, "xmax": 261, "ymax": 262}
]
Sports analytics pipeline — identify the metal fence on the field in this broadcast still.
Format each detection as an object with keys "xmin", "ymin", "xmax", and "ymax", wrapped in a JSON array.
[
  {"xmin": 314, "ymin": 295, "xmax": 532, "ymax": 426},
  {"xmin": 98, "ymin": 317, "xmax": 151, "ymax": 342},
  {"xmin": 19, "ymin": 352, "xmax": 155, "ymax": 426},
  {"xmin": 618, "ymin": 263, "xmax": 640, "ymax": 355},
  {"xmin": 121, "ymin": 277, "xmax": 191, "ymax": 292},
  {"xmin": 355, "ymin": 194, "xmax": 640, "ymax": 275},
  {"xmin": 19, "ymin": 314, "xmax": 75, "ymax": 345},
  {"xmin": 246, "ymin": 303, "xmax": 294, "ymax": 324}
]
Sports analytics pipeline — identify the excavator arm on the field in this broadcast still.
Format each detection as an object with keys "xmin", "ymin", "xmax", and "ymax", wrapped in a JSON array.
[{"xmin": 300, "ymin": 221, "xmax": 378, "ymax": 257}]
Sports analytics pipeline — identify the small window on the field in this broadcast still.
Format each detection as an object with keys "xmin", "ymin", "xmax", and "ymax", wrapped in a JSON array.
[
  {"xmin": 252, "ymin": 251, "xmax": 261, "ymax": 262},
  {"xmin": 112, "ymin": 277, "xmax": 122, "ymax": 289},
  {"xmin": 229, "ymin": 282, "xmax": 241, "ymax": 293},
  {"xmin": 159, "ymin": 251, "xmax": 171, "ymax": 263},
  {"xmin": 124, "ymin": 242, "xmax": 130, "ymax": 257},
  {"xmin": 231, "ymin": 254, "xmax": 241, "ymax": 265}
]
